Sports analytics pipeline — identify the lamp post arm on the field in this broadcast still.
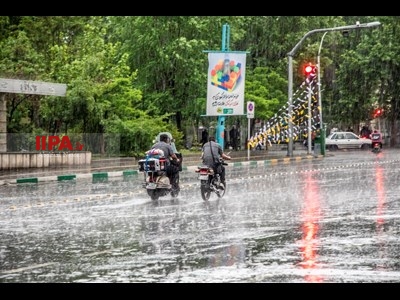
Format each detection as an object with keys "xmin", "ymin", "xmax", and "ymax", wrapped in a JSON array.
[
  {"xmin": 318, "ymin": 32, "xmax": 328, "ymax": 57},
  {"xmin": 288, "ymin": 28, "xmax": 327, "ymax": 57},
  {"xmin": 288, "ymin": 21, "xmax": 381, "ymax": 57}
]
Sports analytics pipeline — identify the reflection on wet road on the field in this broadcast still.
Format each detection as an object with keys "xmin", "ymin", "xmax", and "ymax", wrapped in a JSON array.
[{"xmin": 1, "ymin": 149, "xmax": 400, "ymax": 282}]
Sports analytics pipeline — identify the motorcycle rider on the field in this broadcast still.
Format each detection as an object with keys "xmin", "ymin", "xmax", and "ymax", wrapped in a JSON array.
[
  {"xmin": 152, "ymin": 134, "xmax": 180, "ymax": 188},
  {"xmin": 370, "ymin": 129, "xmax": 383, "ymax": 150},
  {"xmin": 201, "ymin": 136, "xmax": 231, "ymax": 186}
]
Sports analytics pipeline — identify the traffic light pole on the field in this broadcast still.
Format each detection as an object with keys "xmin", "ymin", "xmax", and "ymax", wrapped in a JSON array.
[
  {"xmin": 307, "ymin": 80, "xmax": 312, "ymax": 154},
  {"xmin": 317, "ymin": 31, "xmax": 328, "ymax": 156},
  {"xmin": 286, "ymin": 21, "xmax": 381, "ymax": 157}
]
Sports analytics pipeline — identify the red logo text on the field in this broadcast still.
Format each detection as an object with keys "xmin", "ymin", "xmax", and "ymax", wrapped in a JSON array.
[{"xmin": 35, "ymin": 136, "xmax": 84, "ymax": 151}]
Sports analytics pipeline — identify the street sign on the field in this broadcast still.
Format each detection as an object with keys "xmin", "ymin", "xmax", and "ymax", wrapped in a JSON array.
[
  {"xmin": 247, "ymin": 101, "xmax": 254, "ymax": 119},
  {"xmin": 0, "ymin": 78, "xmax": 67, "ymax": 96}
]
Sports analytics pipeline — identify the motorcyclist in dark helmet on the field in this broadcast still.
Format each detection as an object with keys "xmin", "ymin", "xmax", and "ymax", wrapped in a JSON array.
[
  {"xmin": 201, "ymin": 136, "xmax": 231, "ymax": 186},
  {"xmin": 152, "ymin": 134, "xmax": 180, "ymax": 187}
]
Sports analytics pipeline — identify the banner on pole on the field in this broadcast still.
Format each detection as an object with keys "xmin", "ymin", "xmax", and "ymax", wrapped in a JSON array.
[{"xmin": 206, "ymin": 52, "xmax": 246, "ymax": 116}]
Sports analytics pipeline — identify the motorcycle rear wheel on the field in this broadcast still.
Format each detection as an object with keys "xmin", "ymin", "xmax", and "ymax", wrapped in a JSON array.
[
  {"xmin": 171, "ymin": 188, "xmax": 179, "ymax": 198},
  {"xmin": 147, "ymin": 189, "xmax": 160, "ymax": 201},
  {"xmin": 200, "ymin": 181, "xmax": 211, "ymax": 201},
  {"xmin": 372, "ymin": 148, "xmax": 381, "ymax": 153}
]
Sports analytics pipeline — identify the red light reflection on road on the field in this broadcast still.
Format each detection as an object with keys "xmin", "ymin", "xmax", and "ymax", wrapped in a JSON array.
[
  {"xmin": 374, "ymin": 164, "xmax": 387, "ymax": 269},
  {"xmin": 298, "ymin": 171, "xmax": 324, "ymax": 283},
  {"xmin": 375, "ymin": 164, "xmax": 385, "ymax": 229}
]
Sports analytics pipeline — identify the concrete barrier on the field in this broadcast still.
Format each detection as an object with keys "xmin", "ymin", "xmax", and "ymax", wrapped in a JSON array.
[{"xmin": 0, "ymin": 151, "xmax": 91, "ymax": 170}]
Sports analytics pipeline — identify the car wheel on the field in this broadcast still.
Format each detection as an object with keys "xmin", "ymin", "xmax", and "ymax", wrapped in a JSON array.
[{"xmin": 328, "ymin": 145, "xmax": 338, "ymax": 151}]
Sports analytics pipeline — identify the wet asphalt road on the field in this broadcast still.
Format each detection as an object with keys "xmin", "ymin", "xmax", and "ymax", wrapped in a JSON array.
[{"xmin": 1, "ymin": 149, "xmax": 400, "ymax": 283}]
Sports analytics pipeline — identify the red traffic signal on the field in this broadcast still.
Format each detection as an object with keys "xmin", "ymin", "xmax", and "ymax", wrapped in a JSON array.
[
  {"xmin": 373, "ymin": 108, "xmax": 383, "ymax": 118},
  {"xmin": 304, "ymin": 63, "xmax": 316, "ymax": 78}
]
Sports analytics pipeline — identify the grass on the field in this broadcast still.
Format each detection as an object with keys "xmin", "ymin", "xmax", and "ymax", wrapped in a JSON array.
[{"xmin": 179, "ymin": 148, "xmax": 202, "ymax": 156}]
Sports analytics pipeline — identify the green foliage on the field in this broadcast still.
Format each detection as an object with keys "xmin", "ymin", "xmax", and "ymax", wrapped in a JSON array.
[
  {"xmin": 105, "ymin": 112, "xmax": 183, "ymax": 157},
  {"xmin": 1, "ymin": 16, "xmax": 400, "ymax": 152},
  {"xmin": 0, "ymin": 30, "xmax": 46, "ymax": 77},
  {"xmin": 245, "ymin": 67, "xmax": 287, "ymax": 121}
]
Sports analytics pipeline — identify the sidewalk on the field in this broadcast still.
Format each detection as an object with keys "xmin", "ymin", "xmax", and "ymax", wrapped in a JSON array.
[{"xmin": 0, "ymin": 146, "xmax": 321, "ymax": 185}]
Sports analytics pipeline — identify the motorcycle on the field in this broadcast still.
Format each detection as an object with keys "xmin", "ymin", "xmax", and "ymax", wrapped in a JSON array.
[
  {"xmin": 372, "ymin": 142, "xmax": 382, "ymax": 153},
  {"xmin": 195, "ymin": 157, "xmax": 228, "ymax": 201},
  {"xmin": 138, "ymin": 150, "xmax": 182, "ymax": 201},
  {"xmin": 371, "ymin": 131, "xmax": 382, "ymax": 154}
]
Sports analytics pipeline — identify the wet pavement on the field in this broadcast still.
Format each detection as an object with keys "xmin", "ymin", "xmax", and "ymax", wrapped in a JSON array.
[{"xmin": 1, "ymin": 149, "xmax": 400, "ymax": 283}]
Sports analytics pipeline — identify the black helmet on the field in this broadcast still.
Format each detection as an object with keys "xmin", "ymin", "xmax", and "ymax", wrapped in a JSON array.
[{"xmin": 160, "ymin": 134, "xmax": 169, "ymax": 142}]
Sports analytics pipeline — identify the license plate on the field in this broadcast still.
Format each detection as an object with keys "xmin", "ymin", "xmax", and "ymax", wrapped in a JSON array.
[
  {"xmin": 198, "ymin": 175, "xmax": 208, "ymax": 180},
  {"xmin": 147, "ymin": 182, "xmax": 157, "ymax": 189}
]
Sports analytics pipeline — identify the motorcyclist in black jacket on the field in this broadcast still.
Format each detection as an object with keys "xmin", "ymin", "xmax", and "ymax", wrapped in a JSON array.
[{"xmin": 201, "ymin": 136, "xmax": 231, "ymax": 185}]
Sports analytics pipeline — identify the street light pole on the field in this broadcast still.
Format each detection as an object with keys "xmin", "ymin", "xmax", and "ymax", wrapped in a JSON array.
[{"xmin": 286, "ymin": 21, "xmax": 381, "ymax": 157}]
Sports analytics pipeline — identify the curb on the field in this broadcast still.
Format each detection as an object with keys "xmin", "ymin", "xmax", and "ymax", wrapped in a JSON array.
[{"xmin": 2, "ymin": 154, "xmax": 323, "ymax": 185}]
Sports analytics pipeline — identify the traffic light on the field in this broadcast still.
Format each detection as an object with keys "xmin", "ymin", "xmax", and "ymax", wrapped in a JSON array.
[
  {"xmin": 373, "ymin": 108, "xmax": 383, "ymax": 118},
  {"xmin": 304, "ymin": 63, "xmax": 316, "ymax": 82},
  {"xmin": 304, "ymin": 63, "xmax": 317, "ymax": 84}
]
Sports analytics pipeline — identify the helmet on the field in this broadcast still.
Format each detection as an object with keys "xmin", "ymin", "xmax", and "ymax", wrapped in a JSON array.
[{"xmin": 160, "ymin": 134, "xmax": 169, "ymax": 142}]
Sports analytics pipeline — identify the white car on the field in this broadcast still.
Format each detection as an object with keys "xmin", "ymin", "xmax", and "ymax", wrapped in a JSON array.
[{"xmin": 325, "ymin": 131, "xmax": 372, "ymax": 150}]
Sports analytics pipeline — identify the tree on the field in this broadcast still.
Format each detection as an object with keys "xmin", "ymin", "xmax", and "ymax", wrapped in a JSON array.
[{"xmin": 245, "ymin": 67, "xmax": 287, "ymax": 136}]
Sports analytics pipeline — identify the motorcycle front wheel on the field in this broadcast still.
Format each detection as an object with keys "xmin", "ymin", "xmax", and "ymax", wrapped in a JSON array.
[
  {"xmin": 200, "ymin": 180, "xmax": 211, "ymax": 201},
  {"xmin": 170, "ymin": 174, "xmax": 180, "ymax": 198},
  {"xmin": 215, "ymin": 182, "xmax": 225, "ymax": 198}
]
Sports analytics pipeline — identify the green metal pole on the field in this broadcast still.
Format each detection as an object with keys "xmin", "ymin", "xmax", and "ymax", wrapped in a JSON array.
[
  {"xmin": 321, "ymin": 124, "xmax": 326, "ymax": 155},
  {"xmin": 216, "ymin": 24, "xmax": 229, "ymax": 151}
]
